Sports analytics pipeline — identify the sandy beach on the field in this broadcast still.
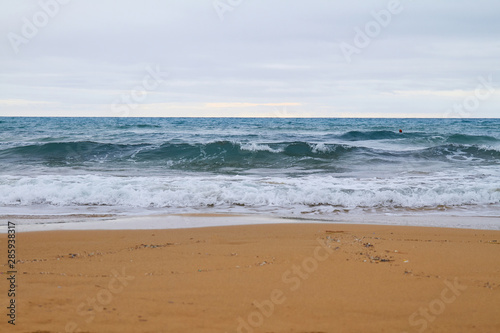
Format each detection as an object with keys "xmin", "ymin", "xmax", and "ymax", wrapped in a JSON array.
[{"xmin": 1, "ymin": 221, "xmax": 499, "ymax": 333}]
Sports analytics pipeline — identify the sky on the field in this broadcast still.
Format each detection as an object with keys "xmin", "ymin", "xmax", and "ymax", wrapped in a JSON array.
[{"xmin": 0, "ymin": 0, "xmax": 499, "ymax": 118}]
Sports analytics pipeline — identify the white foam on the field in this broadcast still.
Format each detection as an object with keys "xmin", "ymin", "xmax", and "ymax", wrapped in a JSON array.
[
  {"xmin": 0, "ymin": 170, "xmax": 499, "ymax": 216},
  {"xmin": 239, "ymin": 142, "xmax": 282, "ymax": 153},
  {"xmin": 309, "ymin": 142, "xmax": 330, "ymax": 153}
]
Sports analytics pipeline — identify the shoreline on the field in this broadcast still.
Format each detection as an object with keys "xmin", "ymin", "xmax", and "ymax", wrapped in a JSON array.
[
  {"xmin": 1, "ymin": 222, "xmax": 499, "ymax": 332},
  {"xmin": 1, "ymin": 212, "xmax": 499, "ymax": 233}
]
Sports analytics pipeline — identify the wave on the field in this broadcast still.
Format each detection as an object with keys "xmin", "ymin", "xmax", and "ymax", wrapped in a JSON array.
[
  {"xmin": 0, "ymin": 174, "xmax": 498, "ymax": 212},
  {"xmin": 0, "ymin": 141, "xmax": 362, "ymax": 167},
  {"xmin": 336, "ymin": 131, "xmax": 500, "ymax": 145},
  {"xmin": 446, "ymin": 134, "xmax": 499, "ymax": 145},
  {"xmin": 1, "ymin": 141, "xmax": 498, "ymax": 170},
  {"xmin": 415, "ymin": 144, "xmax": 500, "ymax": 162},
  {"xmin": 116, "ymin": 124, "xmax": 162, "ymax": 129},
  {"xmin": 338, "ymin": 130, "xmax": 403, "ymax": 141},
  {"xmin": 0, "ymin": 141, "xmax": 147, "ymax": 163}
]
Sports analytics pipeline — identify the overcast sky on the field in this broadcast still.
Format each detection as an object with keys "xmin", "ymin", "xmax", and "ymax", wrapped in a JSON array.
[{"xmin": 1, "ymin": 0, "xmax": 499, "ymax": 117}]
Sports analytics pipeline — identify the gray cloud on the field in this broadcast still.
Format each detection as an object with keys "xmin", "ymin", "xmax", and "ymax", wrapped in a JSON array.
[{"xmin": 1, "ymin": 0, "xmax": 499, "ymax": 117}]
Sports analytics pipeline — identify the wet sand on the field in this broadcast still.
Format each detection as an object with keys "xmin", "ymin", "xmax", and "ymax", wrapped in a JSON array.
[{"xmin": 1, "ymin": 222, "xmax": 500, "ymax": 332}]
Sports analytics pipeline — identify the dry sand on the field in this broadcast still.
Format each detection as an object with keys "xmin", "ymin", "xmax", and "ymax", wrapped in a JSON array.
[{"xmin": 1, "ymin": 223, "xmax": 500, "ymax": 332}]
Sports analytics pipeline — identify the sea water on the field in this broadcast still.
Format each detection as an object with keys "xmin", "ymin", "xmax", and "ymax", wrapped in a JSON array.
[{"xmin": 0, "ymin": 117, "xmax": 499, "ymax": 226}]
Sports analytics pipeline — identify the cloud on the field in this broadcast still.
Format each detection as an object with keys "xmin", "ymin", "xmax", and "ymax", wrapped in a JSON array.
[{"xmin": 0, "ymin": 0, "xmax": 499, "ymax": 117}]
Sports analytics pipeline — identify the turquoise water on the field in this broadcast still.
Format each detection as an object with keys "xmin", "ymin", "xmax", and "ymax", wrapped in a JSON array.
[{"xmin": 0, "ymin": 117, "xmax": 499, "ymax": 218}]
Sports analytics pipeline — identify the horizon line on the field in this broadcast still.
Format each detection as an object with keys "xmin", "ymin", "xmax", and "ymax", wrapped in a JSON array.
[{"xmin": 1, "ymin": 115, "xmax": 499, "ymax": 119}]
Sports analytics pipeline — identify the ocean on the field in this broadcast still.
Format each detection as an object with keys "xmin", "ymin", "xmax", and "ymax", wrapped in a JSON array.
[{"xmin": 1, "ymin": 117, "xmax": 499, "ymax": 227}]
